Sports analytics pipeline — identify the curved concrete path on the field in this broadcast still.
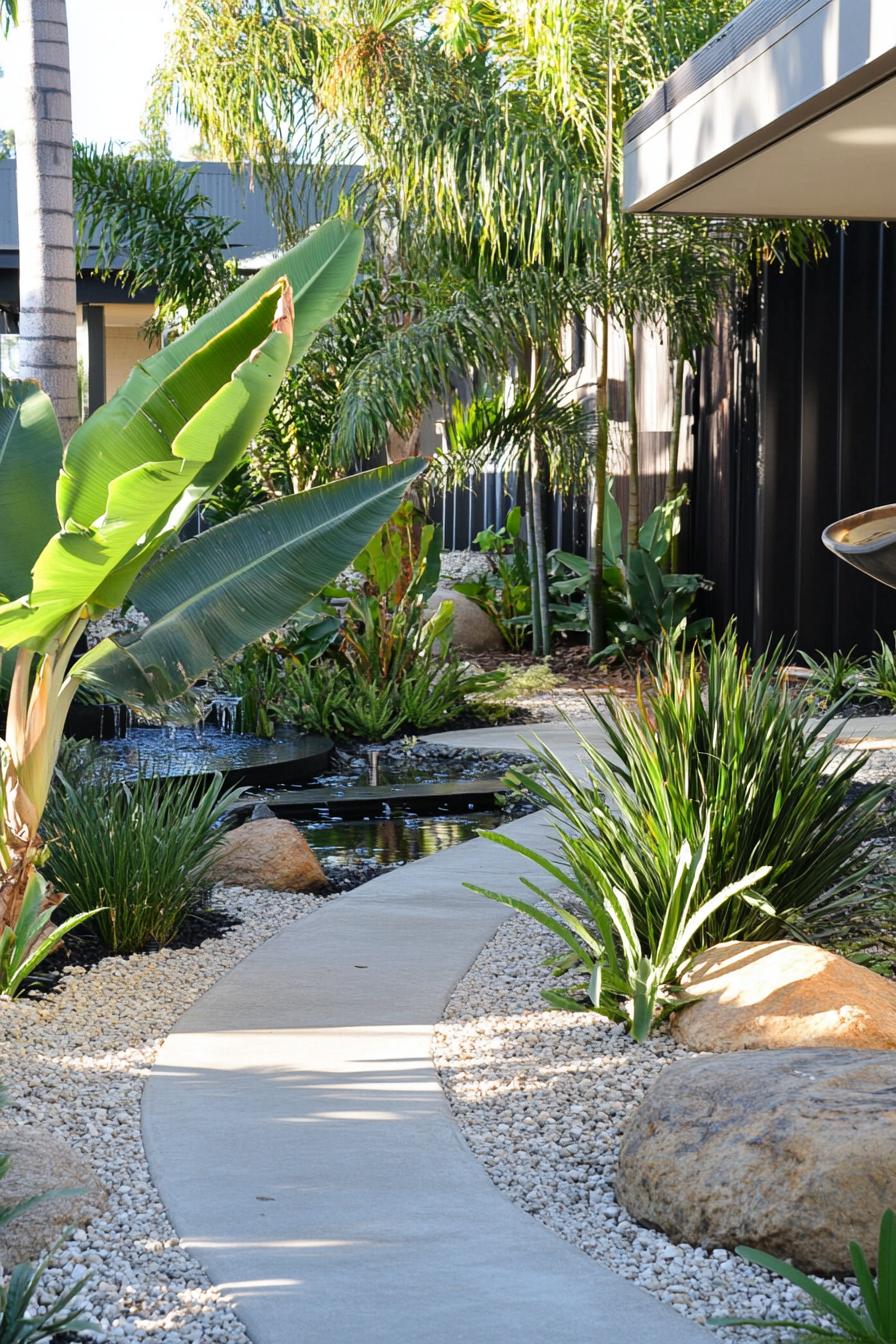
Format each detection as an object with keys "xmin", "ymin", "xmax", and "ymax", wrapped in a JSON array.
[{"xmin": 142, "ymin": 719, "xmax": 712, "ymax": 1344}]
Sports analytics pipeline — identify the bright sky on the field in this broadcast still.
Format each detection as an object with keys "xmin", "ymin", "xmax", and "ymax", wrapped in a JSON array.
[{"xmin": 3, "ymin": 0, "xmax": 195, "ymax": 156}]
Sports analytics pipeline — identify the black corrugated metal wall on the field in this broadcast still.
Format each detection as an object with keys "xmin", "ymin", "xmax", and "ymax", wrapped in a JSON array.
[{"xmin": 688, "ymin": 222, "xmax": 896, "ymax": 656}]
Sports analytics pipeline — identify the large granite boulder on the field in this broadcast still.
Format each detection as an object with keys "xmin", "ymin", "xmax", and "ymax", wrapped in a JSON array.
[
  {"xmin": 0, "ymin": 1122, "xmax": 106, "ymax": 1265},
  {"xmin": 673, "ymin": 940, "xmax": 896, "ymax": 1052},
  {"xmin": 210, "ymin": 817, "xmax": 326, "ymax": 892},
  {"xmin": 616, "ymin": 1048, "xmax": 896, "ymax": 1272},
  {"xmin": 424, "ymin": 589, "xmax": 505, "ymax": 652}
]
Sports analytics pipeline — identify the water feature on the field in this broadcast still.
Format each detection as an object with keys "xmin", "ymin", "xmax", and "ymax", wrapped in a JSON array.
[{"xmin": 303, "ymin": 805, "xmax": 509, "ymax": 866}]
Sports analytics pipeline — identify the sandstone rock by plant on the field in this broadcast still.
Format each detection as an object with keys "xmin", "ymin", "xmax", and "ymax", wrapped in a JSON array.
[
  {"xmin": 425, "ymin": 588, "xmax": 505, "ymax": 652},
  {"xmin": 0, "ymin": 1122, "xmax": 106, "ymax": 1263},
  {"xmin": 672, "ymin": 939, "xmax": 896, "ymax": 1051},
  {"xmin": 209, "ymin": 818, "xmax": 326, "ymax": 892},
  {"xmin": 616, "ymin": 1047, "xmax": 896, "ymax": 1273}
]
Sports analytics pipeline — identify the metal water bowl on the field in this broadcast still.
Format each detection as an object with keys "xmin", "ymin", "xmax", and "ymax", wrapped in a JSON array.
[{"xmin": 822, "ymin": 505, "xmax": 896, "ymax": 589}]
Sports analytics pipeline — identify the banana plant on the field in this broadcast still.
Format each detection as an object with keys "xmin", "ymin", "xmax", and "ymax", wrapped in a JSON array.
[{"xmin": 0, "ymin": 216, "xmax": 425, "ymax": 930}]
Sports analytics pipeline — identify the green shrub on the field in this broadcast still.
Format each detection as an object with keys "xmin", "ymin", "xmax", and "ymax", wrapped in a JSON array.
[
  {"xmin": 865, "ymin": 635, "xmax": 896, "ymax": 703},
  {"xmin": 548, "ymin": 482, "xmax": 710, "ymax": 653},
  {"xmin": 800, "ymin": 646, "xmax": 867, "ymax": 708},
  {"xmin": 282, "ymin": 646, "xmax": 498, "ymax": 739},
  {"xmin": 470, "ymin": 627, "xmax": 884, "ymax": 1034},
  {"xmin": 469, "ymin": 662, "xmax": 562, "ymax": 723},
  {"xmin": 472, "ymin": 828, "xmax": 768, "ymax": 1039},
  {"xmin": 454, "ymin": 507, "xmax": 533, "ymax": 650},
  {"xmin": 716, "ymin": 1208, "xmax": 896, "ymax": 1341},
  {"xmin": 44, "ymin": 766, "xmax": 239, "ymax": 954}
]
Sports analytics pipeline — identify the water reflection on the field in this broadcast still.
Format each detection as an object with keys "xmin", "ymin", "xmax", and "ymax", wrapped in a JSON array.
[{"xmin": 302, "ymin": 807, "xmax": 502, "ymax": 865}]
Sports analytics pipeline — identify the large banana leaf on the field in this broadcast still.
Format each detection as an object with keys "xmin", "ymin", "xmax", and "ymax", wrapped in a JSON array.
[
  {"xmin": 0, "ymin": 283, "xmax": 294, "ymax": 651},
  {"xmin": 58, "ymin": 217, "xmax": 364, "ymax": 531},
  {"xmin": 73, "ymin": 460, "xmax": 426, "ymax": 710},
  {"xmin": 0, "ymin": 382, "xmax": 63, "ymax": 602}
]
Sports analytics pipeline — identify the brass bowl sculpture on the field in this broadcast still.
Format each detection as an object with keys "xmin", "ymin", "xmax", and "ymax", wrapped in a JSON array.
[{"xmin": 822, "ymin": 505, "xmax": 896, "ymax": 590}]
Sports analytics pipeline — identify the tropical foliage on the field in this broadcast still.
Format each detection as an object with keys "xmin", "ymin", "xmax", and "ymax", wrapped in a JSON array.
[
  {"xmin": 469, "ymin": 628, "xmax": 884, "ymax": 1036},
  {"xmin": 471, "ymin": 826, "xmax": 768, "ymax": 1040},
  {"xmin": 0, "ymin": 216, "xmax": 424, "ymax": 932},
  {"xmin": 548, "ymin": 481, "xmax": 709, "ymax": 651},
  {"xmin": 152, "ymin": 0, "xmax": 821, "ymax": 655},
  {"xmin": 72, "ymin": 144, "xmax": 235, "ymax": 334},
  {"xmin": 453, "ymin": 507, "xmax": 533, "ymax": 651}
]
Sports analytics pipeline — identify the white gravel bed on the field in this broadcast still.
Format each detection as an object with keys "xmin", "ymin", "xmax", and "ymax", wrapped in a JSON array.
[
  {"xmin": 0, "ymin": 885, "xmax": 326, "ymax": 1342},
  {"xmin": 433, "ymin": 913, "xmax": 858, "ymax": 1342}
]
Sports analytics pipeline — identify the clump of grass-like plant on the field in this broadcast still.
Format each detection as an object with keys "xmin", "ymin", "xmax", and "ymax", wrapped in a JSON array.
[
  {"xmin": 470, "ymin": 626, "xmax": 885, "ymax": 1036},
  {"xmin": 44, "ymin": 763, "xmax": 239, "ymax": 954},
  {"xmin": 716, "ymin": 1208, "xmax": 896, "ymax": 1341}
]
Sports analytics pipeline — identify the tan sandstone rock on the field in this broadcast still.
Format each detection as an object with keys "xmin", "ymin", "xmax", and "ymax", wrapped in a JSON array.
[
  {"xmin": 616, "ymin": 1047, "xmax": 896, "ymax": 1273},
  {"xmin": 0, "ymin": 1122, "xmax": 106, "ymax": 1264},
  {"xmin": 424, "ymin": 588, "xmax": 505, "ymax": 653},
  {"xmin": 210, "ymin": 817, "xmax": 326, "ymax": 892},
  {"xmin": 672, "ymin": 939, "xmax": 896, "ymax": 1051}
]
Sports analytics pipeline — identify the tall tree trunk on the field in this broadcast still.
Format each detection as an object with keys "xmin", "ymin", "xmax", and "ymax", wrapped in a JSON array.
[
  {"xmin": 528, "ymin": 345, "xmax": 551, "ymax": 656},
  {"xmin": 625, "ymin": 324, "xmax": 640, "ymax": 549},
  {"xmin": 588, "ymin": 53, "xmax": 614, "ymax": 658},
  {"xmin": 666, "ymin": 353, "xmax": 685, "ymax": 572},
  {"xmin": 14, "ymin": 0, "xmax": 79, "ymax": 440},
  {"xmin": 588, "ymin": 306, "xmax": 609, "ymax": 656},
  {"xmin": 523, "ymin": 467, "xmax": 544, "ymax": 656}
]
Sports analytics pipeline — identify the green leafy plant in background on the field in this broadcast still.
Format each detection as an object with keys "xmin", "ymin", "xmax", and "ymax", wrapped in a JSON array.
[
  {"xmin": 549, "ymin": 483, "xmax": 710, "ymax": 652},
  {"xmin": 0, "ymin": 216, "xmax": 425, "ymax": 936},
  {"xmin": 210, "ymin": 601, "xmax": 341, "ymax": 737},
  {"xmin": 44, "ymin": 765, "xmax": 240, "ymax": 955},
  {"xmin": 864, "ymin": 635, "xmax": 896, "ymax": 703},
  {"xmin": 471, "ymin": 827, "xmax": 768, "ymax": 1040},
  {"xmin": 469, "ymin": 662, "xmax": 563, "ymax": 724},
  {"xmin": 278, "ymin": 506, "xmax": 502, "ymax": 739},
  {"xmin": 715, "ymin": 1209, "xmax": 896, "ymax": 1342},
  {"xmin": 800, "ymin": 647, "xmax": 868, "ymax": 709},
  {"xmin": 454, "ymin": 506, "xmax": 533, "ymax": 651}
]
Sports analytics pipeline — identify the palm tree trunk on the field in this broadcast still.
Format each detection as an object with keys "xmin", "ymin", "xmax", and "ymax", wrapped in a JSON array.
[
  {"xmin": 667, "ymin": 353, "xmax": 685, "ymax": 572},
  {"xmin": 625, "ymin": 324, "xmax": 640, "ymax": 549},
  {"xmin": 589, "ymin": 307, "xmax": 609, "ymax": 655},
  {"xmin": 528, "ymin": 344, "xmax": 551, "ymax": 656},
  {"xmin": 523, "ymin": 466, "xmax": 544, "ymax": 656},
  {"xmin": 14, "ymin": 0, "xmax": 79, "ymax": 441}
]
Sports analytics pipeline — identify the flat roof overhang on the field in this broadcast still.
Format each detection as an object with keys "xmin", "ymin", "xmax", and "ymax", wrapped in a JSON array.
[{"xmin": 623, "ymin": 0, "xmax": 896, "ymax": 218}]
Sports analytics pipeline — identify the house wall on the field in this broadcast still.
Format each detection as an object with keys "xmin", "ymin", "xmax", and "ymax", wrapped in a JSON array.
[
  {"xmin": 103, "ymin": 303, "xmax": 159, "ymax": 395},
  {"xmin": 688, "ymin": 221, "xmax": 896, "ymax": 655}
]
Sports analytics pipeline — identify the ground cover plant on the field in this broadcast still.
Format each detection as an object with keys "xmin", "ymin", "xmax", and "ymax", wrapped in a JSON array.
[
  {"xmin": 44, "ymin": 764, "xmax": 238, "ymax": 955},
  {"xmin": 469, "ymin": 626, "xmax": 885, "ymax": 1036},
  {"xmin": 0, "ymin": 217, "xmax": 425, "ymax": 949}
]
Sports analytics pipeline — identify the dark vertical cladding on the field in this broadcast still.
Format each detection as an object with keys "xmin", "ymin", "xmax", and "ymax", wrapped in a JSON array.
[{"xmin": 689, "ymin": 222, "xmax": 896, "ymax": 656}]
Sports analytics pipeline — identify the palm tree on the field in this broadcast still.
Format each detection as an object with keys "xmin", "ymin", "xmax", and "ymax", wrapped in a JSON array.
[{"xmin": 8, "ymin": 0, "xmax": 79, "ymax": 439}]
